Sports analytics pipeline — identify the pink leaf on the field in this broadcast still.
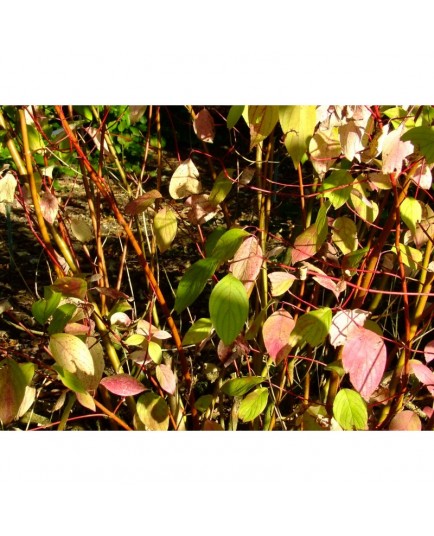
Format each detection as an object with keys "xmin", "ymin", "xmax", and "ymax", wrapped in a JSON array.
[
  {"xmin": 389, "ymin": 410, "xmax": 421, "ymax": 431},
  {"xmin": 408, "ymin": 359, "xmax": 434, "ymax": 394},
  {"xmin": 382, "ymin": 125, "xmax": 414, "ymax": 174},
  {"xmin": 291, "ymin": 224, "xmax": 318, "ymax": 264},
  {"xmin": 100, "ymin": 374, "xmax": 146, "ymax": 397},
  {"xmin": 185, "ymin": 194, "xmax": 217, "ymax": 225},
  {"xmin": 155, "ymin": 364, "xmax": 176, "ymax": 395},
  {"xmin": 312, "ymin": 273, "xmax": 343, "ymax": 300},
  {"xmin": 193, "ymin": 108, "xmax": 215, "ymax": 143},
  {"xmin": 342, "ymin": 326, "xmax": 387, "ymax": 400},
  {"xmin": 229, "ymin": 236, "xmax": 263, "ymax": 296},
  {"xmin": 262, "ymin": 310, "xmax": 295, "ymax": 363},
  {"xmin": 329, "ymin": 309, "xmax": 370, "ymax": 348},
  {"xmin": 412, "ymin": 160, "xmax": 432, "ymax": 190},
  {"xmin": 424, "ymin": 340, "xmax": 434, "ymax": 364},
  {"xmin": 40, "ymin": 192, "xmax": 59, "ymax": 224}
]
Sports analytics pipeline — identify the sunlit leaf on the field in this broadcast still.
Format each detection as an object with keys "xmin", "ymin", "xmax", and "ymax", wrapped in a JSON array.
[
  {"xmin": 333, "ymin": 388, "xmax": 368, "ymax": 430},
  {"xmin": 238, "ymin": 387, "xmax": 268, "ymax": 422},
  {"xmin": 321, "ymin": 169, "xmax": 353, "ymax": 209},
  {"xmin": 291, "ymin": 224, "xmax": 319, "ymax": 264},
  {"xmin": 342, "ymin": 326, "xmax": 387, "ymax": 400},
  {"xmin": 76, "ymin": 391, "xmax": 96, "ymax": 412},
  {"xmin": 401, "ymin": 126, "xmax": 434, "ymax": 164},
  {"xmin": 339, "ymin": 120, "xmax": 364, "ymax": 162},
  {"xmin": 367, "ymin": 172, "xmax": 392, "ymax": 191},
  {"xmin": 389, "ymin": 410, "xmax": 421, "ymax": 431},
  {"xmin": 182, "ymin": 318, "xmax": 213, "ymax": 346},
  {"xmin": 382, "ymin": 125, "xmax": 414, "ymax": 174},
  {"xmin": 400, "ymin": 197, "xmax": 422, "ymax": 235},
  {"xmin": 332, "ymin": 216, "xmax": 357, "ymax": 255},
  {"xmin": 129, "ymin": 105, "xmax": 147, "ymax": 124},
  {"xmin": 40, "ymin": 192, "xmax": 59, "ymax": 224},
  {"xmin": 268, "ymin": 271, "xmax": 297, "ymax": 297},
  {"xmin": 209, "ymin": 171, "xmax": 234, "ymax": 206},
  {"xmin": 174, "ymin": 257, "xmax": 219, "ymax": 313},
  {"xmin": 50, "ymin": 276, "xmax": 87, "ymax": 300},
  {"xmin": 408, "ymin": 359, "xmax": 434, "ymax": 394},
  {"xmin": 329, "ymin": 309, "xmax": 370, "ymax": 348},
  {"xmin": 32, "ymin": 290, "xmax": 62, "ymax": 325},
  {"xmin": 209, "ymin": 274, "xmax": 249, "ymax": 345},
  {"xmin": 226, "ymin": 105, "xmax": 245, "ymax": 129},
  {"xmin": 49, "ymin": 333, "xmax": 94, "ymax": 378},
  {"xmin": 349, "ymin": 181, "xmax": 379, "ymax": 224},
  {"xmin": 309, "ymin": 130, "xmax": 342, "ymax": 178},
  {"xmin": 156, "ymin": 364, "xmax": 176, "ymax": 395},
  {"xmin": 411, "ymin": 160, "xmax": 432, "ymax": 189},
  {"xmin": 125, "ymin": 190, "xmax": 162, "ymax": 215},
  {"xmin": 279, "ymin": 105, "xmax": 317, "ymax": 167},
  {"xmin": 424, "ymin": 340, "xmax": 434, "ymax": 364},
  {"xmin": 262, "ymin": 310, "xmax": 295, "ymax": 363},
  {"xmin": 0, "ymin": 360, "xmax": 28, "ymax": 425},
  {"xmin": 0, "ymin": 172, "xmax": 17, "ymax": 203},
  {"xmin": 229, "ymin": 235, "xmax": 263, "ymax": 296},
  {"xmin": 185, "ymin": 194, "xmax": 217, "ymax": 225},
  {"xmin": 288, "ymin": 307, "xmax": 332, "ymax": 348},
  {"xmin": 220, "ymin": 376, "xmax": 265, "ymax": 397},
  {"xmin": 47, "ymin": 303, "xmax": 77, "ymax": 335},
  {"xmin": 70, "ymin": 216, "xmax": 93, "ymax": 243},
  {"xmin": 193, "ymin": 108, "xmax": 215, "ymax": 143},
  {"xmin": 136, "ymin": 392, "xmax": 169, "ymax": 431},
  {"xmin": 248, "ymin": 106, "xmax": 279, "ymax": 150},
  {"xmin": 211, "ymin": 228, "xmax": 250, "ymax": 265},
  {"xmin": 100, "ymin": 374, "xmax": 146, "ymax": 397},
  {"xmin": 391, "ymin": 243, "xmax": 422, "ymax": 271},
  {"xmin": 169, "ymin": 158, "xmax": 202, "ymax": 199},
  {"xmin": 153, "ymin": 206, "xmax": 177, "ymax": 253}
]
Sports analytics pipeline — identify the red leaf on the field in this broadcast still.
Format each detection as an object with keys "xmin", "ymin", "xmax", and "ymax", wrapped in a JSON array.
[
  {"xmin": 125, "ymin": 190, "xmax": 162, "ymax": 215},
  {"xmin": 193, "ymin": 108, "xmax": 215, "ymax": 143},
  {"xmin": 342, "ymin": 326, "xmax": 387, "ymax": 400},
  {"xmin": 100, "ymin": 374, "xmax": 146, "ymax": 396},
  {"xmin": 262, "ymin": 310, "xmax": 295, "ymax": 363}
]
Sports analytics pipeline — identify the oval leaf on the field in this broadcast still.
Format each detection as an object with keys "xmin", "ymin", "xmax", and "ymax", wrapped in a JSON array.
[
  {"xmin": 408, "ymin": 359, "xmax": 434, "ymax": 394},
  {"xmin": 400, "ymin": 197, "xmax": 422, "ymax": 235},
  {"xmin": 279, "ymin": 105, "xmax": 317, "ymax": 167},
  {"xmin": 342, "ymin": 326, "xmax": 387, "ymax": 400},
  {"xmin": 49, "ymin": 333, "xmax": 94, "ymax": 377},
  {"xmin": 193, "ymin": 108, "xmax": 215, "ymax": 143},
  {"xmin": 169, "ymin": 158, "xmax": 202, "ymax": 199},
  {"xmin": 209, "ymin": 274, "xmax": 249, "ymax": 345},
  {"xmin": 332, "ymin": 216, "xmax": 358, "ymax": 255},
  {"xmin": 329, "ymin": 309, "xmax": 370, "ymax": 348},
  {"xmin": 333, "ymin": 388, "xmax": 368, "ymax": 430},
  {"xmin": 155, "ymin": 364, "xmax": 176, "ymax": 395},
  {"xmin": 154, "ymin": 206, "xmax": 177, "ymax": 253},
  {"xmin": 238, "ymin": 387, "xmax": 269, "ymax": 422},
  {"xmin": 389, "ymin": 410, "xmax": 422, "ymax": 431},
  {"xmin": 70, "ymin": 217, "xmax": 93, "ymax": 243},
  {"xmin": 221, "ymin": 376, "xmax": 265, "ymax": 397},
  {"xmin": 291, "ymin": 224, "xmax": 318, "ymax": 264},
  {"xmin": 211, "ymin": 228, "xmax": 250, "ymax": 265},
  {"xmin": 136, "ymin": 392, "xmax": 169, "ymax": 431},
  {"xmin": 100, "ymin": 374, "xmax": 146, "ymax": 397},
  {"xmin": 182, "ymin": 318, "xmax": 213, "ymax": 346},
  {"xmin": 262, "ymin": 310, "xmax": 295, "ymax": 363},
  {"xmin": 268, "ymin": 271, "xmax": 297, "ymax": 297},
  {"xmin": 229, "ymin": 235, "xmax": 263, "ymax": 296},
  {"xmin": 288, "ymin": 307, "xmax": 332, "ymax": 349},
  {"xmin": 424, "ymin": 340, "xmax": 434, "ymax": 364},
  {"xmin": 174, "ymin": 257, "xmax": 219, "ymax": 313}
]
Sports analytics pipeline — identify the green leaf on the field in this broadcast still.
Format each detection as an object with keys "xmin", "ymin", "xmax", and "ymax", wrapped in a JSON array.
[
  {"xmin": 49, "ymin": 333, "xmax": 95, "ymax": 378},
  {"xmin": 136, "ymin": 392, "xmax": 169, "ymax": 431},
  {"xmin": 238, "ymin": 387, "xmax": 269, "ymax": 422},
  {"xmin": 320, "ymin": 169, "xmax": 353, "ymax": 209},
  {"xmin": 19, "ymin": 363, "xmax": 35, "ymax": 386},
  {"xmin": 332, "ymin": 216, "xmax": 358, "ymax": 255},
  {"xmin": 226, "ymin": 106, "xmax": 245, "ymax": 129},
  {"xmin": 279, "ymin": 105, "xmax": 317, "ymax": 168},
  {"xmin": 205, "ymin": 227, "xmax": 227, "ymax": 257},
  {"xmin": 174, "ymin": 257, "xmax": 219, "ymax": 313},
  {"xmin": 210, "ymin": 228, "xmax": 250, "ymax": 265},
  {"xmin": 194, "ymin": 394, "xmax": 214, "ymax": 413},
  {"xmin": 209, "ymin": 171, "xmax": 234, "ymax": 206},
  {"xmin": 400, "ymin": 197, "xmax": 422, "ymax": 235},
  {"xmin": 288, "ymin": 307, "xmax": 332, "ymax": 348},
  {"xmin": 53, "ymin": 364, "xmax": 87, "ymax": 394},
  {"xmin": 0, "ymin": 359, "xmax": 28, "ymax": 425},
  {"xmin": 220, "ymin": 376, "xmax": 265, "ymax": 397},
  {"xmin": 47, "ymin": 303, "xmax": 77, "ymax": 335},
  {"xmin": 391, "ymin": 243, "xmax": 422, "ymax": 271},
  {"xmin": 315, "ymin": 200, "xmax": 330, "ymax": 246},
  {"xmin": 401, "ymin": 126, "xmax": 434, "ymax": 164},
  {"xmin": 333, "ymin": 388, "xmax": 368, "ymax": 430},
  {"xmin": 32, "ymin": 290, "xmax": 62, "ymax": 325},
  {"xmin": 209, "ymin": 274, "xmax": 249, "ymax": 345},
  {"xmin": 153, "ymin": 206, "xmax": 177, "ymax": 253},
  {"xmin": 248, "ymin": 106, "xmax": 279, "ymax": 149},
  {"xmin": 324, "ymin": 361, "xmax": 346, "ymax": 377},
  {"xmin": 182, "ymin": 318, "xmax": 213, "ymax": 346}
]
